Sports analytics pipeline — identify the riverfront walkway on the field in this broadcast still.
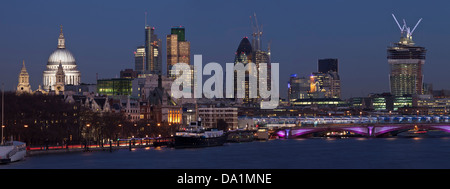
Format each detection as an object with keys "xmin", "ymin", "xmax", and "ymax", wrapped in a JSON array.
[{"xmin": 26, "ymin": 138, "xmax": 173, "ymax": 156}]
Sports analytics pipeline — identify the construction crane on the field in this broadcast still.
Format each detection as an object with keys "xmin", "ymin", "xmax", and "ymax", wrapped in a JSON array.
[
  {"xmin": 391, "ymin": 14, "xmax": 422, "ymax": 40},
  {"xmin": 250, "ymin": 13, "xmax": 263, "ymax": 51}
]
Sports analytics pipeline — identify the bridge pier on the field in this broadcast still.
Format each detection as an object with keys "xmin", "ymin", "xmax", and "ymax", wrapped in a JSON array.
[
  {"xmin": 367, "ymin": 126, "xmax": 374, "ymax": 137},
  {"xmin": 285, "ymin": 129, "xmax": 290, "ymax": 139}
]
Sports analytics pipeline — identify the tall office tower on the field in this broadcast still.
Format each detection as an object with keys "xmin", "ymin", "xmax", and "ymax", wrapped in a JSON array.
[
  {"xmin": 388, "ymin": 14, "xmax": 425, "ymax": 96},
  {"xmin": 145, "ymin": 26, "xmax": 162, "ymax": 74},
  {"xmin": 16, "ymin": 60, "xmax": 32, "ymax": 95},
  {"xmin": 234, "ymin": 37, "xmax": 255, "ymax": 104},
  {"xmin": 318, "ymin": 58, "xmax": 338, "ymax": 73},
  {"xmin": 134, "ymin": 46, "xmax": 146, "ymax": 73},
  {"xmin": 166, "ymin": 34, "xmax": 178, "ymax": 77},
  {"xmin": 288, "ymin": 74, "xmax": 309, "ymax": 102},
  {"xmin": 166, "ymin": 26, "xmax": 190, "ymax": 78}
]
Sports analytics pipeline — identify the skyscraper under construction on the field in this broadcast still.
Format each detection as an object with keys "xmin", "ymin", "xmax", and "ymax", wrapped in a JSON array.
[{"xmin": 388, "ymin": 14, "xmax": 426, "ymax": 96}]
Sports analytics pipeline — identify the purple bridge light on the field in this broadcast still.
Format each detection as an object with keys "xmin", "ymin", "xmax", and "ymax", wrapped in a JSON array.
[{"xmin": 274, "ymin": 124, "xmax": 450, "ymax": 138}]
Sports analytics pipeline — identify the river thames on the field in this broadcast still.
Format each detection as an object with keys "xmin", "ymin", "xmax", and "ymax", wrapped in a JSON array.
[{"xmin": 3, "ymin": 137, "xmax": 450, "ymax": 169}]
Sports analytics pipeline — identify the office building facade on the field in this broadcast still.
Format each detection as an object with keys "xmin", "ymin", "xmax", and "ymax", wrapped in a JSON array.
[
  {"xmin": 97, "ymin": 78, "xmax": 133, "ymax": 96},
  {"xmin": 288, "ymin": 74, "xmax": 309, "ymax": 102}
]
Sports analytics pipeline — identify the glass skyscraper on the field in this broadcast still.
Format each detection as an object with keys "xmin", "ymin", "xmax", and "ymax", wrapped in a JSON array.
[
  {"xmin": 233, "ymin": 37, "xmax": 254, "ymax": 104},
  {"xmin": 145, "ymin": 26, "xmax": 162, "ymax": 75}
]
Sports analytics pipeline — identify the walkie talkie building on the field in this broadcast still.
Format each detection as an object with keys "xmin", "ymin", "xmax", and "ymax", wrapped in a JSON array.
[{"xmin": 388, "ymin": 14, "xmax": 426, "ymax": 96}]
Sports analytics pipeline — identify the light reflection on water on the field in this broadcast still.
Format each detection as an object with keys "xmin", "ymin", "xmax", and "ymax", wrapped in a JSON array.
[{"xmin": 3, "ymin": 137, "xmax": 450, "ymax": 169}]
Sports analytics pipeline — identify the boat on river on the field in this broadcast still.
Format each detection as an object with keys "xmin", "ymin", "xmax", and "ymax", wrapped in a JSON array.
[
  {"xmin": 0, "ymin": 141, "xmax": 26, "ymax": 163},
  {"xmin": 174, "ymin": 118, "xmax": 226, "ymax": 149}
]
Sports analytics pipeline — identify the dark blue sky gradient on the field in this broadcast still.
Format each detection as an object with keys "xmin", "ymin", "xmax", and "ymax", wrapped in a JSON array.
[{"xmin": 1, "ymin": 0, "xmax": 450, "ymax": 99}]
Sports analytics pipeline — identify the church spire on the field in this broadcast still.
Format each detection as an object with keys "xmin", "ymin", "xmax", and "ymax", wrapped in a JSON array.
[
  {"xmin": 53, "ymin": 61, "xmax": 65, "ymax": 95},
  {"xmin": 17, "ymin": 60, "xmax": 32, "ymax": 95},
  {"xmin": 57, "ymin": 25, "xmax": 65, "ymax": 49},
  {"xmin": 21, "ymin": 60, "xmax": 27, "ymax": 72}
]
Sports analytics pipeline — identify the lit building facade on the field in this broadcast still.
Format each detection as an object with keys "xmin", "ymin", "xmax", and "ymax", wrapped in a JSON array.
[
  {"xmin": 310, "ymin": 72, "xmax": 340, "ymax": 99},
  {"xmin": 97, "ymin": 78, "xmax": 132, "ymax": 96},
  {"xmin": 198, "ymin": 106, "xmax": 238, "ymax": 129},
  {"xmin": 415, "ymin": 95, "xmax": 450, "ymax": 115},
  {"xmin": 351, "ymin": 93, "xmax": 412, "ymax": 111}
]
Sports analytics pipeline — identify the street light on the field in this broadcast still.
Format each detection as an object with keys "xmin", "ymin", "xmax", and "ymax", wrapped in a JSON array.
[
  {"xmin": 1, "ymin": 83, "xmax": 4, "ymax": 145},
  {"xmin": 1, "ymin": 125, "xmax": 4, "ymax": 144},
  {"xmin": 118, "ymin": 124, "xmax": 123, "ymax": 139},
  {"xmin": 85, "ymin": 123, "xmax": 91, "ymax": 151}
]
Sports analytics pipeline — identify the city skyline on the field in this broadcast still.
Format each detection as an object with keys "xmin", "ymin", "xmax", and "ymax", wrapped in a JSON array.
[{"xmin": 2, "ymin": 1, "xmax": 450, "ymax": 99}]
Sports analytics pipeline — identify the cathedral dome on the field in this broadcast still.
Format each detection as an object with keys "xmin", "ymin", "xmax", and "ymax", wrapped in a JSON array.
[
  {"xmin": 47, "ymin": 25, "xmax": 76, "ymax": 66},
  {"xmin": 47, "ymin": 49, "xmax": 76, "ymax": 66}
]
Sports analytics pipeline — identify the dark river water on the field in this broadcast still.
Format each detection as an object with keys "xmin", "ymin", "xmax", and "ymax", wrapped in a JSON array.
[{"xmin": 3, "ymin": 137, "xmax": 450, "ymax": 169}]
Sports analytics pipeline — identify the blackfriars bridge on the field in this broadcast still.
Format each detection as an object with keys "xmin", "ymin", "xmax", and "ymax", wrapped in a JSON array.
[{"xmin": 273, "ymin": 124, "xmax": 450, "ymax": 138}]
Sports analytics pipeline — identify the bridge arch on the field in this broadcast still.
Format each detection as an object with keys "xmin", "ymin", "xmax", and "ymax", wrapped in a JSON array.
[{"xmin": 273, "ymin": 124, "xmax": 450, "ymax": 138}]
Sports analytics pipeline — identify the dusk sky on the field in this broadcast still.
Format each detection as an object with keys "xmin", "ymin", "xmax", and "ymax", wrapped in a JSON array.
[{"xmin": 1, "ymin": 0, "xmax": 450, "ymax": 99}]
